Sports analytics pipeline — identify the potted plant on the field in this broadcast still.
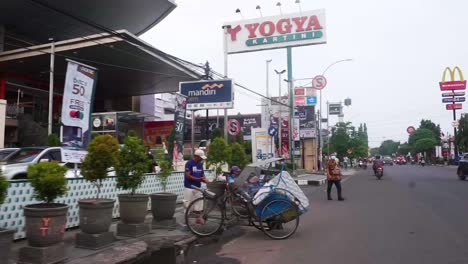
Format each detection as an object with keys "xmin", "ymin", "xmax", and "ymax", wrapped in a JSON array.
[
  {"xmin": 150, "ymin": 159, "xmax": 177, "ymax": 228},
  {"xmin": 79, "ymin": 134, "xmax": 119, "ymax": 239},
  {"xmin": 206, "ymin": 138, "xmax": 230, "ymax": 196},
  {"xmin": 0, "ymin": 169, "xmax": 14, "ymax": 262},
  {"xmin": 115, "ymin": 135, "xmax": 150, "ymax": 236},
  {"xmin": 23, "ymin": 162, "xmax": 68, "ymax": 246}
]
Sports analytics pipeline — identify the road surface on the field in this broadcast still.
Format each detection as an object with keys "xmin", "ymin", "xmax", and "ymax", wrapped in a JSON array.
[{"xmin": 186, "ymin": 165, "xmax": 468, "ymax": 264}]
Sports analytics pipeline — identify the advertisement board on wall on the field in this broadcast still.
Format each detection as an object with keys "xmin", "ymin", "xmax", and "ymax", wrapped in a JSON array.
[
  {"xmin": 195, "ymin": 114, "xmax": 261, "ymax": 140},
  {"xmin": 328, "ymin": 103, "xmax": 342, "ymax": 115},
  {"xmin": 180, "ymin": 79, "xmax": 233, "ymax": 110},
  {"xmin": 144, "ymin": 121, "xmax": 174, "ymax": 147},
  {"xmin": 60, "ymin": 60, "xmax": 97, "ymax": 153},
  {"xmin": 224, "ymin": 9, "xmax": 327, "ymax": 54}
]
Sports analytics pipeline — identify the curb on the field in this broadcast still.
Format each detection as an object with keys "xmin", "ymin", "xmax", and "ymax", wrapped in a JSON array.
[{"xmin": 295, "ymin": 178, "xmax": 326, "ymax": 186}]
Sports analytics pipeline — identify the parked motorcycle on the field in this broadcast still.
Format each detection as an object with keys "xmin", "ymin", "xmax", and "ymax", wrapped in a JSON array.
[{"xmin": 375, "ymin": 166, "xmax": 383, "ymax": 179}]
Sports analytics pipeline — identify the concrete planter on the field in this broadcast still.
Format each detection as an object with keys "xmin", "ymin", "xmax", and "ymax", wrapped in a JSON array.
[
  {"xmin": 0, "ymin": 228, "xmax": 14, "ymax": 264},
  {"xmin": 118, "ymin": 194, "xmax": 149, "ymax": 224},
  {"xmin": 78, "ymin": 199, "xmax": 115, "ymax": 234},
  {"xmin": 150, "ymin": 193, "xmax": 177, "ymax": 221},
  {"xmin": 23, "ymin": 203, "xmax": 69, "ymax": 247}
]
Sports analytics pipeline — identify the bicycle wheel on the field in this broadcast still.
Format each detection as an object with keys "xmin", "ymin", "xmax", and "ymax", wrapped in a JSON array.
[
  {"xmin": 229, "ymin": 195, "xmax": 250, "ymax": 219},
  {"xmin": 185, "ymin": 197, "xmax": 224, "ymax": 237},
  {"xmin": 259, "ymin": 199, "xmax": 300, "ymax": 240}
]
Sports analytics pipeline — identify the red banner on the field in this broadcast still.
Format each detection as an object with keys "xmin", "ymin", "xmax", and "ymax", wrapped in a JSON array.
[{"xmin": 439, "ymin": 80, "xmax": 467, "ymax": 91}]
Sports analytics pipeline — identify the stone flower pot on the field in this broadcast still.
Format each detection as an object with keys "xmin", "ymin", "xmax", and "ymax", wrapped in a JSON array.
[
  {"xmin": 118, "ymin": 194, "xmax": 149, "ymax": 224},
  {"xmin": 23, "ymin": 203, "xmax": 69, "ymax": 247},
  {"xmin": 150, "ymin": 193, "xmax": 177, "ymax": 221},
  {"xmin": 0, "ymin": 228, "xmax": 14, "ymax": 264},
  {"xmin": 78, "ymin": 199, "xmax": 115, "ymax": 234}
]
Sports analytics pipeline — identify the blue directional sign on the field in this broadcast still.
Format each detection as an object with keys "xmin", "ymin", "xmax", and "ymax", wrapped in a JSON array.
[
  {"xmin": 306, "ymin": 96, "xmax": 317, "ymax": 105},
  {"xmin": 268, "ymin": 126, "xmax": 278, "ymax": 137},
  {"xmin": 442, "ymin": 97, "xmax": 465, "ymax": 103}
]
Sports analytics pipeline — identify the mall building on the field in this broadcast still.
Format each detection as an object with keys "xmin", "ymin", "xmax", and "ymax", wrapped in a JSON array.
[{"xmin": 0, "ymin": 0, "xmax": 204, "ymax": 147}]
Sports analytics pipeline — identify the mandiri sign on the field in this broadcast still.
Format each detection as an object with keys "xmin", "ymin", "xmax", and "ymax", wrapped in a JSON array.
[
  {"xmin": 180, "ymin": 79, "xmax": 233, "ymax": 110},
  {"xmin": 224, "ymin": 9, "xmax": 327, "ymax": 54}
]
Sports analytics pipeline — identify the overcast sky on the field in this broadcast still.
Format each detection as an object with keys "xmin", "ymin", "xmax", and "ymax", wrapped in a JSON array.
[{"xmin": 142, "ymin": 0, "xmax": 468, "ymax": 147}]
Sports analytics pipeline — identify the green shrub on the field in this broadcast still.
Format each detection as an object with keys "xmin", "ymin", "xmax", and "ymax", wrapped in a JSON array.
[
  {"xmin": 27, "ymin": 162, "xmax": 68, "ymax": 203},
  {"xmin": 116, "ymin": 136, "xmax": 149, "ymax": 195},
  {"xmin": 0, "ymin": 169, "xmax": 9, "ymax": 205},
  {"xmin": 47, "ymin": 134, "xmax": 61, "ymax": 147},
  {"xmin": 228, "ymin": 142, "xmax": 248, "ymax": 169},
  {"xmin": 158, "ymin": 160, "xmax": 173, "ymax": 192},
  {"xmin": 206, "ymin": 138, "xmax": 230, "ymax": 176},
  {"xmin": 81, "ymin": 134, "xmax": 120, "ymax": 198}
]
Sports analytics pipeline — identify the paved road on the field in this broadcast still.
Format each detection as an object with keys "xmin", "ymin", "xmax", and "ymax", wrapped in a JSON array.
[{"xmin": 186, "ymin": 165, "xmax": 468, "ymax": 264}]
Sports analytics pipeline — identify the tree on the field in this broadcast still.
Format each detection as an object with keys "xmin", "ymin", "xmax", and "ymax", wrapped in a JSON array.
[
  {"xmin": 397, "ymin": 143, "xmax": 412, "ymax": 156},
  {"xmin": 409, "ymin": 129, "xmax": 436, "ymax": 146},
  {"xmin": 227, "ymin": 142, "xmax": 248, "ymax": 169},
  {"xmin": 414, "ymin": 138, "xmax": 437, "ymax": 154},
  {"xmin": 419, "ymin": 119, "xmax": 441, "ymax": 144},
  {"xmin": 370, "ymin": 147, "xmax": 380, "ymax": 156},
  {"xmin": 211, "ymin": 128, "xmax": 223, "ymax": 140},
  {"xmin": 379, "ymin": 140, "xmax": 399, "ymax": 156},
  {"xmin": 328, "ymin": 122, "xmax": 352, "ymax": 160},
  {"xmin": 457, "ymin": 114, "xmax": 468, "ymax": 151},
  {"xmin": 206, "ymin": 138, "xmax": 230, "ymax": 176}
]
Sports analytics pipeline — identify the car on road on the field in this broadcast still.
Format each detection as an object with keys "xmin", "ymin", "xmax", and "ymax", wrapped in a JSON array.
[
  {"xmin": 0, "ymin": 147, "xmax": 87, "ymax": 180},
  {"xmin": 0, "ymin": 148, "xmax": 19, "ymax": 161},
  {"xmin": 383, "ymin": 156, "xmax": 394, "ymax": 165},
  {"xmin": 457, "ymin": 153, "xmax": 468, "ymax": 180}
]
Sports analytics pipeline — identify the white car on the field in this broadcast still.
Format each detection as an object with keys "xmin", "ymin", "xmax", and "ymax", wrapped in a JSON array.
[
  {"xmin": 0, "ymin": 148, "xmax": 19, "ymax": 161},
  {"xmin": 1, "ymin": 147, "xmax": 86, "ymax": 180}
]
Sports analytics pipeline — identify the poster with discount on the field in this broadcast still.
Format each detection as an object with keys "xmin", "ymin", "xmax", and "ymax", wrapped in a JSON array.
[
  {"xmin": 60, "ymin": 60, "xmax": 97, "ymax": 150},
  {"xmin": 173, "ymin": 94, "xmax": 187, "ymax": 164}
]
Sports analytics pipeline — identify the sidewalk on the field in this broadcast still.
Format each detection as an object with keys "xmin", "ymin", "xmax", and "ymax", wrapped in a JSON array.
[{"xmin": 8, "ymin": 205, "xmax": 194, "ymax": 264}]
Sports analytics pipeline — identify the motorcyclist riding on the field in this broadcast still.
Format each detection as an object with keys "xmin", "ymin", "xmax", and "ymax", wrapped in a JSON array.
[{"xmin": 373, "ymin": 155, "xmax": 384, "ymax": 175}]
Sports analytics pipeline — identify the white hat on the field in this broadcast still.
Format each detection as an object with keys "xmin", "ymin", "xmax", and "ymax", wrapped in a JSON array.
[{"xmin": 194, "ymin": 149, "xmax": 207, "ymax": 159}]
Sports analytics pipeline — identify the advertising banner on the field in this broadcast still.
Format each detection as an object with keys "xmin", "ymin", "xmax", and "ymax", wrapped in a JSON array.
[
  {"xmin": 294, "ymin": 96, "xmax": 306, "ymax": 106},
  {"xmin": 60, "ymin": 60, "xmax": 97, "ymax": 151},
  {"xmin": 329, "ymin": 103, "xmax": 342, "ymax": 115},
  {"xmin": 293, "ymin": 118, "xmax": 300, "ymax": 141},
  {"xmin": 224, "ymin": 9, "xmax": 327, "ymax": 54},
  {"xmin": 92, "ymin": 113, "xmax": 117, "ymax": 132},
  {"xmin": 196, "ymin": 114, "xmax": 261, "ymax": 141},
  {"xmin": 144, "ymin": 121, "xmax": 175, "ymax": 147},
  {"xmin": 300, "ymin": 128, "xmax": 316, "ymax": 138},
  {"xmin": 61, "ymin": 148, "xmax": 87, "ymax": 163},
  {"xmin": 281, "ymin": 118, "xmax": 290, "ymax": 158},
  {"xmin": 442, "ymin": 97, "xmax": 465, "ymax": 103},
  {"xmin": 173, "ymin": 94, "xmax": 187, "ymax": 163},
  {"xmin": 180, "ymin": 79, "xmax": 233, "ymax": 110},
  {"xmin": 446, "ymin": 103, "xmax": 462, "ymax": 110},
  {"xmin": 251, "ymin": 128, "xmax": 274, "ymax": 163}
]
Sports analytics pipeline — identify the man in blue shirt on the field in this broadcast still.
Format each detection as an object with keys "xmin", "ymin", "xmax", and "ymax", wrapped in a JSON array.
[{"xmin": 184, "ymin": 149, "xmax": 208, "ymax": 224}]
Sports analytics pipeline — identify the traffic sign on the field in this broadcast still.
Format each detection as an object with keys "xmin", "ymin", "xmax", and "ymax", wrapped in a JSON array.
[
  {"xmin": 294, "ymin": 97, "xmax": 306, "ymax": 106},
  {"xmin": 446, "ymin": 103, "xmax": 463, "ymax": 110},
  {"xmin": 442, "ymin": 97, "xmax": 465, "ymax": 103},
  {"xmin": 268, "ymin": 126, "xmax": 278, "ymax": 137},
  {"xmin": 311, "ymin": 75, "xmax": 327, "ymax": 90},
  {"xmin": 227, "ymin": 119, "xmax": 241, "ymax": 136},
  {"xmin": 407, "ymin": 126, "xmax": 416, "ymax": 134},
  {"xmin": 442, "ymin": 91, "xmax": 465, "ymax": 97},
  {"xmin": 306, "ymin": 96, "xmax": 317, "ymax": 105}
]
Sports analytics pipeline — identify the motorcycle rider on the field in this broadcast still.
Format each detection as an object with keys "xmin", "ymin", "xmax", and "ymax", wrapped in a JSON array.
[{"xmin": 373, "ymin": 155, "xmax": 384, "ymax": 175}]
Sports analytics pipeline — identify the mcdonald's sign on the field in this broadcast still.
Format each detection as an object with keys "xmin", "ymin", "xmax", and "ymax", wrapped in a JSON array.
[{"xmin": 439, "ymin": 66, "xmax": 467, "ymax": 91}]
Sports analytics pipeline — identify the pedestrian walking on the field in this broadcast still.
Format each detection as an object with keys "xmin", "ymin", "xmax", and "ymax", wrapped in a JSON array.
[
  {"xmin": 184, "ymin": 149, "xmax": 209, "ymax": 224},
  {"xmin": 325, "ymin": 158, "xmax": 345, "ymax": 201}
]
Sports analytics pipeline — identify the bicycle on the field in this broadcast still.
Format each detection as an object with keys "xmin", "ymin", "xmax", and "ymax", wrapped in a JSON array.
[{"xmin": 185, "ymin": 163, "xmax": 303, "ymax": 240}]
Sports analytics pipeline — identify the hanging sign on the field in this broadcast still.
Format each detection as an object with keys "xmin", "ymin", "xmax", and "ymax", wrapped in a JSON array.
[
  {"xmin": 61, "ymin": 60, "xmax": 97, "ymax": 150},
  {"xmin": 446, "ymin": 103, "xmax": 463, "ymax": 110},
  {"xmin": 442, "ymin": 97, "xmax": 465, "ymax": 103},
  {"xmin": 442, "ymin": 91, "xmax": 465, "ymax": 97},
  {"xmin": 173, "ymin": 94, "xmax": 187, "ymax": 163}
]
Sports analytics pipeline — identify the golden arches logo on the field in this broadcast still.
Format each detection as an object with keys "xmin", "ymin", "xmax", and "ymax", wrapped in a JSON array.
[
  {"xmin": 439, "ymin": 66, "xmax": 467, "ymax": 91},
  {"xmin": 201, "ymin": 83, "xmax": 224, "ymax": 90}
]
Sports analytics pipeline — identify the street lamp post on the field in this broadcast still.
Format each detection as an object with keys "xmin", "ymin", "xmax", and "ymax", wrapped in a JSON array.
[{"xmin": 275, "ymin": 69, "xmax": 286, "ymax": 157}]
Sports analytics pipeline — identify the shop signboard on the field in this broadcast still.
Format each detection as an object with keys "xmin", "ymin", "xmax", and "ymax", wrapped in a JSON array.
[
  {"xmin": 306, "ymin": 96, "xmax": 317, "ymax": 105},
  {"xmin": 173, "ymin": 94, "xmax": 187, "ymax": 163},
  {"xmin": 294, "ymin": 96, "xmax": 306, "ymax": 106},
  {"xmin": 442, "ymin": 97, "xmax": 465, "ymax": 103},
  {"xmin": 446, "ymin": 103, "xmax": 463, "ymax": 110},
  {"xmin": 60, "ymin": 60, "xmax": 97, "ymax": 152},
  {"xmin": 224, "ymin": 9, "xmax": 327, "ymax": 54},
  {"xmin": 300, "ymin": 128, "xmax": 316, "ymax": 138},
  {"xmin": 442, "ymin": 91, "xmax": 465, "ymax": 97},
  {"xmin": 180, "ymin": 79, "xmax": 233, "ymax": 110},
  {"xmin": 196, "ymin": 114, "xmax": 261, "ymax": 140},
  {"xmin": 439, "ymin": 66, "xmax": 466, "ymax": 91}
]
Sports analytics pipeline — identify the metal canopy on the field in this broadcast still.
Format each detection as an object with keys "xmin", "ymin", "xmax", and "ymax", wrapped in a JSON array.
[
  {"xmin": 0, "ymin": 0, "xmax": 176, "ymax": 44},
  {"xmin": 0, "ymin": 31, "xmax": 202, "ymax": 99}
]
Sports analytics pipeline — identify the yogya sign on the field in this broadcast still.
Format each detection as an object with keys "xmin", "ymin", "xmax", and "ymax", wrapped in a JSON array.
[{"xmin": 224, "ymin": 9, "xmax": 326, "ymax": 54}]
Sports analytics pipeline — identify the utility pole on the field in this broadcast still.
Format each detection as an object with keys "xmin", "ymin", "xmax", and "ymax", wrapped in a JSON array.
[
  {"xmin": 275, "ymin": 69, "xmax": 286, "ymax": 157},
  {"xmin": 48, "ymin": 38, "xmax": 55, "ymax": 135}
]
